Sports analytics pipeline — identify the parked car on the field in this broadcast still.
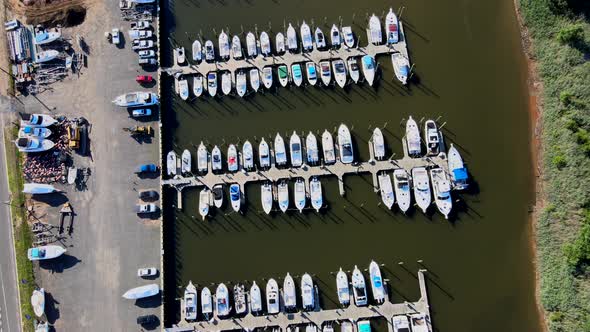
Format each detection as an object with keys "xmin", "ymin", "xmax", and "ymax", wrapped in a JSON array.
[
  {"xmin": 136, "ymin": 75, "xmax": 153, "ymax": 84},
  {"xmin": 139, "ymin": 190, "xmax": 159, "ymax": 200},
  {"xmin": 111, "ymin": 28, "xmax": 120, "ymax": 45},
  {"xmin": 135, "ymin": 163, "xmax": 158, "ymax": 174},
  {"xmin": 139, "ymin": 58, "xmax": 157, "ymax": 66},
  {"xmin": 137, "ymin": 267, "xmax": 158, "ymax": 277},
  {"xmin": 130, "ymin": 20, "xmax": 150, "ymax": 30},
  {"xmin": 136, "ymin": 314, "xmax": 157, "ymax": 325},
  {"xmin": 138, "ymin": 50, "xmax": 156, "ymax": 59},
  {"xmin": 128, "ymin": 29, "xmax": 152, "ymax": 40},
  {"xmin": 132, "ymin": 39, "xmax": 153, "ymax": 50},
  {"xmin": 131, "ymin": 109, "xmax": 152, "ymax": 118},
  {"xmin": 134, "ymin": 203, "xmax": 158, "ymax": 214}
]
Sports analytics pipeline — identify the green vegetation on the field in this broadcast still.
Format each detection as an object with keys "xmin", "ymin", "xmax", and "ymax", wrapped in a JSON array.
[
  {"xmin": 4, "ymin": 126, "xmax": 36, "ymax": 332},
  {"xmin": 518, "ymin": 0, "xmax": 590, "ymax": 330}
]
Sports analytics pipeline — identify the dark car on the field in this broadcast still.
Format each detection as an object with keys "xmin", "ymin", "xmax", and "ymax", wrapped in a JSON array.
[
  {"xmin": 139, "ymin": 190, "xmax": 159, "ymax": 201},
  {"xmin": 135, "ymin": 163, "xmax": 158, "ymax": 174},
  {"xmin": 136, "ymin": 314, "xmax": 157, "ymax": 325}
]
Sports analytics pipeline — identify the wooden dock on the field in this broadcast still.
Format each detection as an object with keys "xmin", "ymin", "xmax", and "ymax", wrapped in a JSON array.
[{"xmin": 165, "ymin": 270, "xmax": 432, "ymax": 332}]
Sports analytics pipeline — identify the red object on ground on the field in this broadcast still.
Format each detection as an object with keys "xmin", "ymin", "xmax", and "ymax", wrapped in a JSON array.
[{"xmin": 136, "ymin": 75, "xmax": 153, "ymax": 84}]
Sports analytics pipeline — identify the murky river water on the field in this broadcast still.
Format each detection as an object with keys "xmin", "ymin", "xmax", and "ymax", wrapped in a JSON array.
[{"xmin": 161, "ymin": 0, "xmax": 541, "ymax": 330}]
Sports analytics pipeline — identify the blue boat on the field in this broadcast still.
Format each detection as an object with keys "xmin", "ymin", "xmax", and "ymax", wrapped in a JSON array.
[
  {"xmin": 230, "ymin": 184, "xmax": 241, "ymax": 212},
  {"xmin": 291, "ymin": 63, "xmax": 303, "ymax": 86}
]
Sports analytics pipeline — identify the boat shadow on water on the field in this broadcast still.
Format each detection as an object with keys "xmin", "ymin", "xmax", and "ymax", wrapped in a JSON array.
[{"xmin": 39, "ymin": 254, "xmax": 81, "ymax": 273}]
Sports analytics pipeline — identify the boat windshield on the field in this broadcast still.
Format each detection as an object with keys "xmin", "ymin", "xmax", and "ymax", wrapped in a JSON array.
[
  {"xmin": 292, "ymin": 143, "xmax": 301, "ymax": 152},
  {"xmin": 342, "ymin": 144, "xmax": 353, "ymax": 157},
  {"xmin": 335, "ymin": 62, "xmax": 345, "ymax": 72},
  {"xmin": 354, "ymin": 286, "xmax": 366, "ymax": 297},
  {"xmin": 30, "ymin": 115, "xmax": 42, "ymax": 125}
]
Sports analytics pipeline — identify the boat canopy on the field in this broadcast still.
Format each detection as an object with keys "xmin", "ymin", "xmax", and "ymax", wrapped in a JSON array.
[
  {"xmin": 35, "ymin": 33, "xmax": 48, "ymax": 43},
  {"xmin": 358, "ymin": 322, "xmax": 371, "ymax": 332},
  {"xmin": 362, "ymin": 56, "xmax": 374, "ymax": 68},
  {"xmin": 30, "ymin": 248, "xmax": 44, "ymax": 258},
  {"xmin": 453, "ymin": 168, "xmax": 468, "ymax": 181}
]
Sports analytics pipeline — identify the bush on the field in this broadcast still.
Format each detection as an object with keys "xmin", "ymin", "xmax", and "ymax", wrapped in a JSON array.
[
  {"xmin": 549, "ymin": 311, "xmax": 566, "ymax": 322},
  {"xmin": 563, "ymin": 212, "xmax": 590, "ymax": 269},
  {"xmin": 576, "ymin": 129, "xmax": 590, "ymax": 144},
  {"xmin": 557, "ymin": 24, "xmax": 584, "ymax": 45},
  {"xmin": 560, "ymin": 91, "xmax": 575, "ymax": 106},
  {"xmin": 552, "ymin": 154, "xmax": 567, "ymax": 169}
]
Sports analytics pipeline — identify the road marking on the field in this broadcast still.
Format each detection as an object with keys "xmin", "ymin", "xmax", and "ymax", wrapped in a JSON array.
[{"xmin": 0, "ymin": 267, "xmax": 10, "ymax": 332}]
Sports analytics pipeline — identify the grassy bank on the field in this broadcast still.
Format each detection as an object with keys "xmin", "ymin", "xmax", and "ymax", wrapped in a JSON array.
[
  {"xmin": 516, "ymin": 0, "xmax": 590, "ymax": 331},
  {"xmin": 4, "ymin": 125, "xmax": 36, "ymax": 332}
]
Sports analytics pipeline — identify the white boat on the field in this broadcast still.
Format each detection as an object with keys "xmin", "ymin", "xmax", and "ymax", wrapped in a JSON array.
[
  {"xmin": 205, "ymin": 40, "xmax": 215, "ymax": 61},
  {"xmin": 369, "ymin": 14, "xmax": 382, "ymax": 44},
  {"xmin": 361, "ymin": 55, "xmax": 376, "ymax": 86},
  {"xmin": 34, "ymin": 29, "xmax": 61, "ymax": 45},
  {"xmin": 122, "ymin": 284, "xmax": 159, "ymax": 300},
  {"xmin": 342, "ymin": 321, "xmax": 354, "ymax": 332},
  {"xmin": 410, "ymin": 313, "xmax": 432, "ymax": 332},
  {"xmin": 305, "ymin": 62, "xmax": 318, "ymax": 86},
  {"xmin": 31, "ymin": 288, "xmax": 45, "ymax": 317},
  {"xmin": 227, "ymin": 144, "xmax": 238, "ymax": 172},
  {"xmin": 300, "ymin": 21, "xmax": 313, "ymax": 51},
  {"xmin": 274, "ymin": 133, "xmax": 287, "ymax": 166},
  {"xmin": 266, "ymin": 278, "xmax": 280, "ymax": 314},
  {"xmin": 301, "ymin": 273, "xmax": 314, "ymax": 310},
  {"xmin": 197, "ymin": 142, "xmax": 208, "ymax": 173},
  {"xmin": 199, "ymin": 188, "xmax": 210, "ymax": 220},
  {"xmin": 250, "ymin": 281, "xmax": 262, "ymax": 314},
  {"xmin": 336, "ymin": 268, "xmax": 350, "ymax": 306},
  {"xmin": 283, "ymin": 273, "xmax": 297, "ymax": 310},
  {"xmin": 192, "ymin": 40, "xmax": 202, "ymax": 62},
  {"xmin": 207, "ymin": 72, "xmax": 218, "ymax": 97},
  {"xmin": 393, "ymin": 316, "xmax": 411, "ymax": 332},
  {"xmin": 338, "ymin": 124, "xmax": 354, "ymax": 164},
  {"xmin": 231, "ymin": 35, "xmax": 243, "ymax": 59},
  {"xmin": 294, "ymin": 178, "xmax": 306, "ymax": 212},
  {"xmin": 448, "ymin": 144, "xmax": 469, "ymax": 190},
  {"xmin": 276, "ymin": 32, "xmax": 286, "ymax": 53},
  {"xmin": 314, "ymin": 27, "xmax": 326, "ymax": 49},
  {"xmin": 406, "ymin": 116, "xmax": 421, "ymax": 156},
  {"xmin": 306, "ymin": 132, "xmax": 319, "ymax": 164},
  {"xmin": 342, "ymin": 26, "xmax": 354, "ymax": 48},
  {"xmin": 351, "ymin": 266, "xmax": 367, "ymax": 306},
  {"xmin": 319, "ymin": 61, "xmax": 331, "ymax": 86},
  {"xmin": 262, "ymin": 66, "xmax": 273, "ymax": 89},
  {"xmin": 391, "ymin": 53, "xmax": 410, "ymax": 85},
  {"xmin": 260, "ymin": 31, "xmax": 271, "ymax": 55},
  {"xmin": 212, "ymin": 184, "xmax": 224, "ymax": 208},
  {"xmin": 34, "ymin": 50, "xmax": 59, "ymax": 63},
  {"xmin": 323, "ymin": 325, "xmax": 334, "ymax": 332},
  {"xmin": 378, "ymin": 173, "xmax": 395, "ymax": 209},
  {"xmin": 112, "ymin": 91, "xmax": 158, "ymax": 107},
  {"xmin": 20, "ymin": 113, "xmax": 57, "ymax": 128},
  {"xmin": 330, "ymin": 24, "xmax": 341, "ymax": 47},
  {"xmin": 278, "ymin": 65, "xmax": 289, "ymax": 87},
  {"xmin": 347, "ymin": 57, "xmax": 360, "ymax": 83},
  {"xmin": 290, "ymin": 131, "xmax": 303, "ymax": 167},
  {"xmin": 234, "ymin": 284, "xmax": 247, "ymax": 315},
  {"xmin": 201, "ymin": 286, "xmax": 213, "ymax": 319},
  {"xmin": 412, "ymin": 167, "xmax": 431, "ymax": 213},
  {"xmin": 27, "ymin": 245, "xmax": 65, "ymax": 261},
  {"xmin": 212, "ymin": 146, "xmax": 222, "ymax": 171},
  {"xmin": 23, "ymin": 183, "xmax": 57, "ymax": 194},
  {"xmin": 249, "ymin": 68, "xmax": 260, "ymax": 92},
  {"xmin": 175, "ymin": 47, "xmax": 186, "ymax": 64},
  {"xmin": 332, "ymin": 59, "xmax": 347, "ymax": 88},
  {"xmin": 278, "ymin": 180, "xmax": 289, "ymax": 212},
  {"xmin": 242, "ymin": 140, "xmax": 254, "ymax": 170},
  {"xmin": 385, "ymin": 8, "xmax": 400, "ymax": 44},
  {"xmin": 193, "ymin": 74, "xmax": 204, "ymax": 97},
  {"xmin": 184, "ymin": 281, "xmax": 197, "ymax": 321},
  {"xmin": 369, "ymin": 260, "xmax": 386, "ymax": 303},
  {"xmin": 372, "ymin": 128, "xmax": 385, "ymax": 159},
  {"xmin": 261, "ymin": 182, "xmax": 273, "ymax": 214},
  {"xmin": 287, "ymin": 24, "xmax": 297, "ymax": 52},
  {"xmin": 393, "ymin": 169, "xmax": 411, "ymax": 213},
  {"xmin": 181, "ymin": 149, "xmax": 191, "ymax": 174},
  {"xmin": 230, "ymin": 184, "xmax": 242, "ymax": 212},
  {"xmin": 424, "ymin": 120, "xmax": 441, "ymax": 155},
  {"xmin": 167, "ymin": 151, "xmax": 177, "ymax": 176},
  {"xmin": 322, "ymin": 130, "xmax": 336, "ymax": 164},
  {"xmin": 291, "ymin": 63, "xmax": 303, "ymax": 87},
  {"xmin": 178, "ymin": 76, "xmax": 189, "ymax": 100},
  {"xmin": 259, "ymin": 138, "xmax": 271, "ymax": 168},
  {"xmin": 15, "ymin": 137, "xmax": 54, "ymax": 153},
  {"xmin": 310, "ymin": 177, "xmax": 322, "ymax": 212},
  {"xmin": 236, "ymin": 71, "xmax": 247, "ymax": 97},
  {"xmin": 246, "ymin": 32, "xmax": 257, "ymax": 58},
  {"xmin": 221, "ymin": 71, "xmax": 232, "ymax": 95},
  {"xmin": 218, "ymin": 30, "xmax": 230, "ymax": 59},
  {"xmin": 430, "ymin": 168, "xmax": 452, "ymax": 219},
  {"xmin": 215, "ymin": 283, "xmax": 230, "ymax": 317}
]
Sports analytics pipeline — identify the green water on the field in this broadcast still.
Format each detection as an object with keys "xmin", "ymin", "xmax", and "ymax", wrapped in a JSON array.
[{"xmin": 162, "ymin": 0, "xmax": 541, "ymax": 330}]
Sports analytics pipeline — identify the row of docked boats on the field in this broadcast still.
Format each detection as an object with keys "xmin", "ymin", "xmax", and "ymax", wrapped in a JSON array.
[
  {"xmin": 14, "ymin": 113, "xmax": 59, "ymax": 153},
  {"xmin": 286, "ymin": 315, "xmax": 430, "ymax": 332}
]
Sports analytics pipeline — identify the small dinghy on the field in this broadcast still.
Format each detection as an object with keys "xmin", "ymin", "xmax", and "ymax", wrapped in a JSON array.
[
  {"xmin": 259, "ymin": 138, "xmax": 271, "ymax": 168},
  {"xmin": 218, "ymin": 30, "xmax": 230, "ymax": 59},
  {"xmin": 31, "ymin": 288, "xmax": 45, "ymax": 317},
  {"xmin": 177, "ymin": 76, "xmax": 189, "ymax": 100},
  {"xmin": 274, "ymin": 133, "xmax": 287, "ymax": 166},
  {"xmin": 212, "ymin": 184, "xmax": 224, "ymax": 208},
  {"xmin": 372, "ymin": 128, "xmax": 385, "ymax": 159},
  {"xmin": 262, "ymin": 66, "xmax": 273, "ymax": 89},
  {"xmin": 181, "ymin": 149, "xmax": 191, "ymax": 174},
  {"xmin": 221, "ymin": 71, "xmax": 232, "ymax": 96},
  {"xmin": 424, "ymin": 120, "xmax": 441, "ymax": 156},
  {"xmin": 290, "ymin": 131, "xmax": 303, "ymax": 167},
  {"xmin": 23, "ymin": 183, "xmax": 58, "ymax": 195},
  {"xmin": 242, "ymin": 140, "xmax": 254, "ymax": 170},
  {"xmin": 448, "ymin": 144, "xmax": 469, "ymax": 190},
  {"xmin": 234, "ymin": 284, "xmax": 247, "ymax": 315},
  {"xmin": 199, "ymin": 188, "xmax": 210, "ymax": 220},
  {"xmin": 294, "ymin": 178, "xmax": 306, "ymax": 212},
  {"xmin": 122, "ymin": 284, "xmax": 159, "ymax": 300},
  {"xmin": 300, "ymin": 21, "xmax": 313, "ymax": 51},
  {"xmin": 249, "ymin": 68, "xmax": 261, "ymax": 92},
  {"xmin": 283, "ymin": 273, "xmax": 297, "ymax": 311},
  {"xmin": 230, "ymin": 183, "xmax": 242, "ymax": 212},
  {"xmin": 266, "ymin": 278, "xmax": 280, "ymax": 314},
  {"xmin": 430, "ymin": 168, "xmax": 452, "ymax": 219},
  {"xmin": 201, "ymin": 286, "xmax": 213, "ymax": 320},
  {"xmin": 246, "ymin": 32, "xmax": 257, "ymax": 58},
  {"xmin": 310, "ymin": 177, "xmax": 322, "ymax": 212},
  {"xmin": 193, "ymin": 74, "xmax": 203, "ymax": 97},
  {"xmin": 330, "ymin": 24, "xmax": 341, "ymax": 48},
  {"xmin": 236, "ymin": 71, "xmax": 247, "ymax": 97},
  {"xmin": 27, "ymin": 245, "xmax": 66, "ymax": 261},
  {"xmin": 207, "ymin": 72, "xmax": 218, "ymax": 97},
  {"xmin": 184, "ymin": 281, "xmax": 197, "ymax": 321},
  {"xmin": 342, "ymin": 26, "xmax": 354, "ymax": 48},
  {"xmin": 198, "ymin": 142, "xmax": 208, "ymax": 173},
  {"xmin": 301, "ymin": 273, "xmax": 315, "ymax": 310},
  {"xmin": 20, "ymin": 113, "xmax": 57, "ymax": 128},
  {"xmin": 336, "ymin": 268, "xmax": 350, "ymax": 306},
  {"xmin": 378, "ymin": 172, "xmax": 395, "ymax": 209},
  {"xmin": 314, "ymin": 27, "xmax": 326, "ymax": 49},
  {"xmin": 369, "ymin": 260, "xmax": 386, "ymax": 303},
  {"xmin": 260, "ymin": 31, "xmax": 271, "ymax": 56},
  {"xmin": 332, "ymin": 59, "xmax": 347, "ymax": 88},
  {"xmin": 167, "ymin": 151, "xmax": 177, "ymax": 176},
  {"xmin": 34, "ymin": 50, "xmax": 59, "ymax": 63},
  {"xmin": 393, "ymin": 169, "xmax": 411, "ymax": 213},
  {"xmin": 369, "ymin": 14, "xmax": 382, "ymax": 44},
  {"xmin": 276, "ymin": 32, "xmax": 286, "ymax": 54},
  {"xmin": 250, "ymin": 281, "xmax": 263, "ymax": 314},
  {"xmin": 261, "ymin": 182, "xmax": 273, "ymax": 214},
  {"xmin": 211, "ymin": 145, "xmax": 223, "ymax": 171},
  {"xmin": 192, "ymin": 40, "xmax": 202, "ymax": 62},
  {"xmin": 277, "ymin": 180, "xmax": 289, "ymax": 212},
  {"xmin": 347, "ymin": 57, "xmax": 360, "ymax": 84},
  {"xmin": 291, "ymin": 63, "xmax": 303, "ymax": 87},
  {"xmin": 175, "ymin": 47, "xmax": 186, "ymax": 65},
  {"xmin": 204, "ymin": 40, "xmax": 215, "ymax": 61},
  {"xmin": 306, "ymin": 132, "xmax": 319, "ymax": 164},
  {"xmin": 305, "ymin": 62, "xmax": 318, "ymax": 86},
  {"xmin": 352, "ymin": 266, "xmax": 367, "ymax": 306},
  {"xmin": 406, "ymin": 116, "xmax": 421, "ymax": 156},
  {"xmin": 391, "ymin": 53, "xmax": 410, "ymax": 85},
  {"xmin": 215, "ymin": 283, "xmax": 230, "ymax": 317},
  {"xmin": 278, "ymin": 65, "xmax": 289, "ymax": 87},
  {"xmin": 322, "ymin": 130, "xmax": 336, "ymax": 164},
  {"xmin": 287, "ymin": 23, "xmax": 298, "ymax": 52},
  {"xmin": 338, "ymin": 124, "xmax": 354, "ymax": 164},
  {"xmin": 227, "ymin": 144, "xmax": 238, "ymax": 172},
  {"xmin": 412, "ymin": 167, "xmax": 432, "ymax": 213},
  {"xmin": 18, "ymin": 126, "xmax": 52, "ymax": 139},
  {"xmin": 385, "ymin": 8, "xmax": 400, "ymax": 44},
  {"xmin": 231, "ymin": 35, "xmax": 243, "ymax": 59},
  {"xmin": 361, "ymin": 55, "xmax": 376, "ymax": 86},
  {"xmin": 319, "ymin": 61, "xmax": 331, "ymax": 86}
]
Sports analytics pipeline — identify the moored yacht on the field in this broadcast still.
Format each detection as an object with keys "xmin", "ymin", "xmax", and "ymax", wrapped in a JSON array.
[
  {"xmin": 167, "ymin": 151, "xmax": 177, "ymax": 176},
  {"xmin": 322, "ymin": 130, "xmax": 336, "ymax": 164},
  {"xmin": 278, "ymin": 65, "xmax": 289, "ymax": 87},
  {"xmin": 361, "ymin": 55, "xmax": 376, "ymax": 86},
  {"xmin": 278, "ymin": 180, "xmax": 289, "ymax": 213},
  {"xmin": 287, "ymin": 23, "xmax": 298, "ymax": 52},
  {"xmin": 406, "ymin": 116, "xmax": 421, "ymax": 156},
  {"xmin": 330, "ymin": 24, "xmax": 341, "ymax": 47},
  {"xmin": 424, "ymin": 120, "xmax": 441, "ymax": 155},
  {"xmin": 332, "ymin": 59, "xmax": 347, "ymax": 88},
  {"xmin": 234, "ymin": 284, "xmax": 247, "ymax": 315},
  {"xmin": 372, "ymin": 127, "xmax": 385, "ymax": 159},
  {"xmin": 274, "ymin": 133, "xmax": 287, "ymax": 166},
  {"xmin": 259, "ymin": 138, "xmax": 271, "ymax": 168},
  {"xmin": 306, "ymin": 62, "xmax": 318, "ymax": 86},
  {"xmin": 246, "ymin": 32, "xmax": 257, "ymax": 58},
  {"xmin": 242, "ymin": 140, "xmax": 254, "ymax": 170},
  {"xmin": 232, "ymin": 35, "xmax": 243, "ymax": 59},
  {"xmin": 290, "ymin": 131, "xmax": 303, "ymax": 167},
  {"xmin": 236, "ymin": 70, "xmax": 247, "ymax": 97},
  {"xmin": 336, "ymin": 268, "xmax": 351, "ymax": 306},
  {"xmin": 212, "ymin": 184, "xmax": 224, "ymax": 208},
  {"xmin": 385, "ymin": 8, "xmax": 400, "ymax": 44},
  {"xmin": 184, "ymin": 281, "xmax": 197, "ymax": 321},
  {"xmin": 291, "ymin": 63, "xmax": 303, "ymax": 86},
  {"xmin": 199, "ymin": 188, "xmax": 210, "ymax": 220},
  {"xmin": 211, "ymin": 145, "xmax": 222, "ymax": 171},
  {"xmin": 218, "ymin": 30, "xmax": 230, "ymax": 59},
  {"xmin": 310, "ymin": 177, "xmax": 322, "ymax": 212},
  {"xmin": 175, "ymin": 47, "xmax": 186, "ymax": 64},
  {"xmin": 221, "ymin": 71, "xmax": 232, "ymax": 95},
  {"xmin": 300, "ymin": 21, "xmax": 313, "ymax": 51},
  {"xmin": 338, "ymin": 123, "xmax": 354, "ymax": 164},
  {"xmin": 177, "ymin": 76, "xmax": 189, "ymax": 100},
  {"xmin": 410, "ymin": 313, "xmax": 432, "ymax": 332},
  {"xmin": 181, "ymin": 149, "xmax": 191, "ymax": 174},
  {"xmin": 227, "ymin": 144, "xmax": 238, "ymax": 172},
  {"xmin": 342, "ymin": 26, "xmax": 354, "ymax": 48},
  {"xmin": 249, "ymin": 68, "xmax": 261, "ymax": 92},
  {"xmin": 276, "ymin": 32, "xmax": 286, "ymax": 54},
  {"xmin": 369, "ymin": 14, "xmax": 382, "ymax": 44},
  {"xmin": 261, "ymin": 182, "xmax": 273, "ymax": 214},
  {"xmin": 205, "ymin": 40, "xmax": 215, "ymax": 61},
  {"xmin": 352, "ymin": 265, "xmax": 367, "ymax": 306},
  {"xmin": 314, "ymin": 27, "xmax": 326, "ymax": 49},
  {"xmin": 193, "ymin": 74, "xmax": 204, "ymax": 97},
  {"xmin": 260, "ymin": 31, "xmax": 271, "ymax": 56},
  {"xmin": 393, "ymin": 169, "xmax": 411, "ymax": 213},
  {"xmin": 198, "ymin": 142, "xmax": 208, "ymax": 173},
  {"xmin": 201, "ymin": 286, "xmax": 213, "ymax": 320},
  {"xmin": 301, "ymin": 273, "xmax": 315, "ymax": 311},
  {"xmin": 207, "ymin": 72, "xmax": 218, "ymax": 97},
  {"xmin": 230, "ymin": 183, "xmax": 242, "ymax": 212},
  {"xmin": 283, "ymin": 273, "xmax": 297, "ymax": 311},
  {"xmin": 250, "ymin": 281, "xmax": 263, "ymax": 314},
  {"xmin": 391, "ymin": 53, "xmax": 410, "ymax": 85},
  {"xmin": 192, "ymin": 40, "xmax": 202, "ymax": 62},
  {"xmin": 393, "ymin": 316, "xmax": 411, "ymax": 332},
  {"xmin": 430, "ymin": 168, "xmax": 452, "ymax": 219},
  {"xmin": 369, "ymin": 260, "xmax": 386, "ymax": 303},
  {"xmin": 347, "ymin": 57, "xmax": 360, "ymax": 83},
  {"xmin": 319, "ymin": 61, "xmax": 331, "ymax": 86},
  {"xmin": 378, "ymin": 172, "xmax": 395, "ymax": 209},
  {"xmin": 306, "ymin": 132, "xmax": 319, "ymax": 164},
  {"xmin": 215, "ymin": 283, "xmax": 230, "ymax": 317},
  {"xmin": 262, "ymin": 66, "xmax": 273, "ymax": 89},
  {"xmin": 266, "ymin": 278, "xmax": 280, "ymax": 314},
  {"xmin": 412, "ymin": 167, "xmax": 431, "ymax": 213},
  {"xmin": 294, "ymin": 178, "xmax": 306, "ymax": 212},
  {"xmin": 448, "ymin": 144, "xmax": 469, "ymax": 190}
]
